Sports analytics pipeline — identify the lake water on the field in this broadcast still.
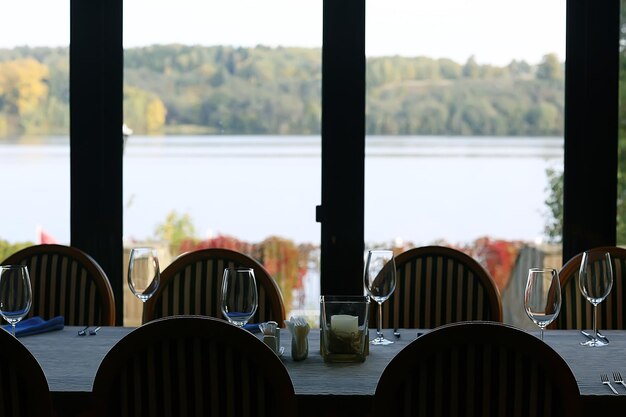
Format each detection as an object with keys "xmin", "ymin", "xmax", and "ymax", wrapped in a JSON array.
[{"xmin": 0, "ymin": 135, "xmax": 563, "ymax": 247}]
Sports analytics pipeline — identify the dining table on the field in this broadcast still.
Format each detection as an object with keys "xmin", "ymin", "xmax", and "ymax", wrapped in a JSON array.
[{"xmin": 19, "ymin": 326, "xmax": 626, "ymax": 416}]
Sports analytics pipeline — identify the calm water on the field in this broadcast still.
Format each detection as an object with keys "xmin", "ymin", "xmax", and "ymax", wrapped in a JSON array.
[{"xmin": 0, "ymin": 135, "xmax": 563, "ymax": 246}]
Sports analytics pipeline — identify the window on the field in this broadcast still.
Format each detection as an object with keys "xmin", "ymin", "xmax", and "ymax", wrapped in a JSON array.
[
  {"xmin": 365, "ymin": 0, "xmax": 566, "ymax": 327},
  {"xmin": 0, "ymin": 1, "xmax": 70, "ymax": 259},
  {"xmin": 123, "ymin": 0, "xmax": 322, "ymax": 324}
]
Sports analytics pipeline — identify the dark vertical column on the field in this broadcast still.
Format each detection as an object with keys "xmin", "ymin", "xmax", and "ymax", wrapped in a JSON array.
[
  {"xmin": 319, "ymin": 0, "xmax": 366, "ymax": 295},
  {"xmin": 563, "ymin": 0, "xmax": 619, "ymax": 262},
  {"xmin": 70, "ymin": 0, "xmax": 124, "ymax": 324}
]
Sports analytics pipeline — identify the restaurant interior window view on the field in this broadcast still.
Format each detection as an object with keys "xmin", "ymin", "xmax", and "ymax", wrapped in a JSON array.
[
  {"xmin": 0, "ymin": 1, "xmax": 620, "ymax": 335},
  {"xmin": 1, "ymin": 1, "xmax": 626, "ymax": 416}
]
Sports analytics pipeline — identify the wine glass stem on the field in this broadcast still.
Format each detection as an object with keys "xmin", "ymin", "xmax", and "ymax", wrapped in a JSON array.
[
  {"xmin": 593, "ymin": 304, "xmax": 598, "ymax": 340},
  {"xmin": 377, "ymin": 302, "xmax": 383, "ymax": 338},
  {"xmin": 11, "ymin": 323, "xmax": 16, "ymax": 337},
  {"xmin": 540, "ymin": 328, "xmax": 544, "ymax": 341}
]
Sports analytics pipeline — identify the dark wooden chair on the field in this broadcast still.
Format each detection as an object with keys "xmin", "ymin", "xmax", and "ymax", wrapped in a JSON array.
[
  {"xmin": 374, "ymin": 245, "xmax": 502, "ymax": 328},
  {"xmin": 551, "ymin": 246, "xmax": 626, "ymax": 329},
  {"xmin": 92, "ymin": 316, "xmax": 296, "ymax": 417},
  {"xmin": 373, "ymin": 321, "xmax": 582, "ymax": 417},
  {"xmin": 0, "ymin": 324, "xmax": 54, "ymax": 417},
  {"xmin": 1, "ymin": 244, "xmax": 115, "ymax": 326},
  {"xmin": 142, "ymin": 248, "xmax": 286, "ymax": 326}
]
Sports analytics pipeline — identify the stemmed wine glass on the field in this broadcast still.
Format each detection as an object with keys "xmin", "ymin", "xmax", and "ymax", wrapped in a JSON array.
[
  {"xmin": 364, "ymin": 249, "xmax": 396, "ymax": 345},
  {"xmin": 128, "ymin": 247, "xmax": 160, "ymax": 303},
  {"xmin": 524, "ymin": 268, "xmax": 561, "ymax": 341},
  {"xmin": 221, "ymin": 267, "xmax": 258, "ymax": 327},
  {"xmin": 0, "ymin": 265, "xmax": 32, "ymax": 337},
  {"xmin": 578, "ymin": 250, "xmax": 613, "ymax": 347}
]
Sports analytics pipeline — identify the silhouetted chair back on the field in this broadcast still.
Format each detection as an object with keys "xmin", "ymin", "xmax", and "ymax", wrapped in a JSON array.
[
  {"xmin": 1, "ymin": 244, "xmax": 115, "ymax": 325},
  {"xmin": 142, "ymin": 248, "xmax": 286, "ymax": 326},
  {"xmin": 92, "ymin": 316, "xmax": 296, "ymax": 417},
  {"xmin": 552, "ymin": 246, "xmax": 626, "ymax": 329},
  {"xmin": 373, "ymin": 321, "xmax": 582, "ymax": 417},
  {"xmin": 0, "ymin": 326, "xmax": 54, "ymax": 417},
  {"xmin": 377, "ymin": 246, "xmax": 502, "ymax": 328}
]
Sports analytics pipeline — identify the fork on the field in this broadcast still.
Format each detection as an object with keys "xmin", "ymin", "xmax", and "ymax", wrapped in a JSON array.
[
  {"xmin": 613, "ymin": 372, "xmax": 626, "ymax": 390},
  {"xmin": 601, "ymin": 373, "xmax": 619, "ymax": 394}
]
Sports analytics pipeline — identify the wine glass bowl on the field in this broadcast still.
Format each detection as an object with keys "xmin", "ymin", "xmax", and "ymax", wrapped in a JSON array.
[
  {"xmin": 364, "ymin": 249, "xmax": 396, "ymax": 345},
  {"xmin": 128, "ymin": 247, "xmax": 160, "ymax": 303},
  {"xmin": 524, "ymin": 268, "xmax": 561, "ymax": 340},
  {"xmin": 221, "ymin": 267, "xmax": 258, "ymax": 327},
  {"xmin": 0, "ymin": 265, "xmax": 32, "ymax": 336},
  {"xmin": 578, "ymin": 250, "xmax": 613, "ymax": 347}
]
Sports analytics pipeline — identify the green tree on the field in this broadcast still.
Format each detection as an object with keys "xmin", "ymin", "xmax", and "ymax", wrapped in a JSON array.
[
  {"xmin": 536, "ymin": 53, "xmax": 564, "ymax": 81},
  {"xmin": 462, "ymin": 55, "xmax": 480, "ymax": 79},
  {"xmin": 155, "ymin": 210, "xmax": 197, "ymax": 253},
  {"xmin": 124, "ymin": 86, "xmax": 167, "ymax": 134}
]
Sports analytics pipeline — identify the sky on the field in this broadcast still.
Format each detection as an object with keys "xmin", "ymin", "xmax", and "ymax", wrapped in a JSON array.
[{"xmin": 1, "ymin": 0, "xmax": 566, "ymax": 66}]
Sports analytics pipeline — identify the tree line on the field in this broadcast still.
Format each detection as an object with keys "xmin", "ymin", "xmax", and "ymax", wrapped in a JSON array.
[{"xmin": 0, "ymin": 45, "xmax": 564, "ymax": 137}]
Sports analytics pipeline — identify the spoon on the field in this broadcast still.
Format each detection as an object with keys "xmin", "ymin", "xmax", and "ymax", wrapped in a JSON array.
[
  {"xmin": 77, "ymin": 326, "xmax": 89, "ymax": 336},
  {"xmin": 89, "ymin": 326, "xmax": 101, "ymax": 335}
]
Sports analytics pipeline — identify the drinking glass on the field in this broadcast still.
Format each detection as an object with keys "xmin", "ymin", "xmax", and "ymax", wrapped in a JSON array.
[
  {"xmin": 221, "ymin": 267, "xmax": 258, "ymax": 327},
  {"xmin": 128, "ymin": 247, "xmax": 160, "ymax": 303},
  {"xmin": 578, "ymin": 250, "xmax": 613, "ymax": 347},
  {"xmin": 364, "ymin": 249, "xmax": 396, "ymax": 345},
  {"xmin": 524, "ymin": 268, "xmax": 561, "ymax": 341},
  {"xmin": 0, "ymin": 265, "xmax": 32, "ymax": 337}
]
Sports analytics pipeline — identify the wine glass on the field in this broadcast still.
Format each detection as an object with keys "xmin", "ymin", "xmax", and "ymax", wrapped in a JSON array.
[
  {"xmin": 221, "ymin": 267, "xmax": 258, "ymax": 327},
  {"xmin": 0, "ymin": 265, "xmax": 32, "ymax": 337},
  {"xmin": 524, "ymin": 268, "xmax": 561, "ymax": 341},
  {"xmin": 364, "ymin": 249, "xmax": 396, "ymax": 345},
  {"xmin": 578, "ymin": 250, "xmax": 613, "ymax": 347},
  {"xmin": 128, "ymin": 247, "xmax": 160, "ymax": 303}
]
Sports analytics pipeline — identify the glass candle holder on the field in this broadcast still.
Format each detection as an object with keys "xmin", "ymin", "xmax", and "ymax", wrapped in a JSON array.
[{"xmin": 320, "ymin": 295, "xmax": 370, "ymax": 363}]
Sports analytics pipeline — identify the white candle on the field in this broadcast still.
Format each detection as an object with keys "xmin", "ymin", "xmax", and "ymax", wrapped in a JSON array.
[{"xmin": 330, "ymin": 314, "xmax": 358, "ymax": 335}]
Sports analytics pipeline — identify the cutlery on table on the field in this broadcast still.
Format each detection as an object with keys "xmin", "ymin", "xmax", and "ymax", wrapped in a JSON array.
[
  {"xmin": 613, "ymin": 372, "xmax": 626, "ymax": 390},
  {"xmin": 601, "ymin": 373, "xmax": 619, "ymax": 394},
  {"xmin": 581, "ymin": 330, "xmax": 609, "ymax": 343},
  {"xmin": 89, "ymin": 326, "xmax": 101, "ymax": 335},
  {"xmin": 393, "ymin": 328, "xmax": 401, "ymax": 338},
  {"xmin": 77, "ymin": 326, "xmax": 89, "ymax": 336}
]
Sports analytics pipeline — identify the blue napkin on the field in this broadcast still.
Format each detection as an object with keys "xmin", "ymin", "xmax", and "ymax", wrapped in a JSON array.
[
  {"xmin": 2, "ymin": 316, "xmax": 64, "ymax": 337},
  {"xmin": 244, "ymin": 323, "xmax": 261, "ymax": 333}
]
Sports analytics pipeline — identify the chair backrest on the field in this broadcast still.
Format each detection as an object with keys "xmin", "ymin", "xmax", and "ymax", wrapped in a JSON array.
[
  {"xmin": 377, "ymin": 246, "xmax": 502, "ymax": 328},
  {"xmin": 142, "ymin": 248, "xmax": 286, "ymax": 326},
  {"xmin": 92, "ymin": 316, "xmax": 296, "ymax": 417},
  {"xmin": 1, "ymin": 244, "xmax": 115, "ymax": 326},
  {"xmin": 373, "ymin": 321, "xmax": 582, "ymax": 417},
  {"xmin": 552, "ymin": 246, "xmax": 626, "ymax": 329},
  {"xmin": 0, "ymin": 327, "xmax": 54, "ymax": 417}
]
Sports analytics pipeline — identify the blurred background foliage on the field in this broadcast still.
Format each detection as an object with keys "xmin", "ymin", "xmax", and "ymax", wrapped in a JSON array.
[{"xmin": 0, "ymin": 45, "xmax": 564, "ymax": 137}]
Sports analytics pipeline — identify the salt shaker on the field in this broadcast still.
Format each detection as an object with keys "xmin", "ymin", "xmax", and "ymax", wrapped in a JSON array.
[
  {"xmin": 260, "ymin": 321, "xmax": 280, "ymax": 354},
  {"xmin": 285, "ymin": 316, "xmax": 310, "ymax": 361}
]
